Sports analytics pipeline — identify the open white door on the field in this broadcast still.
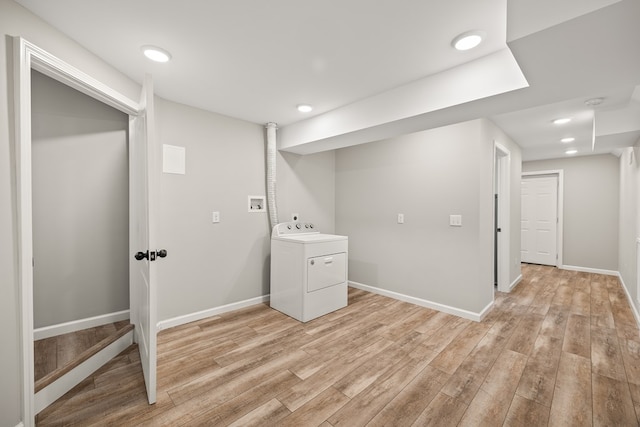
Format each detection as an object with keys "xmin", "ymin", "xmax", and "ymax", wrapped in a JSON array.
[{"xmin": 130, "ymin": 74, "xmax": 159, "ymax": 404}]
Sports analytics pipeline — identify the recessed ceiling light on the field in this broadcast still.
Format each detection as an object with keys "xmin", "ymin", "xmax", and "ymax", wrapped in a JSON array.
[
  {"xmin": 561, "ymin": 137, "xmax": 575, "ymax": 143},
  {"xmin": 297, "ymin": 104, "xmax": 313, "ymax": 113},
  {"xmin": 141, "ymin": 45, "xmax": 172, "ymax": 63},
  {"xmin": 585, "ymin": 97, "xmax": 604, "ymax": 107},
  {"xmin": 452, "ymin": 31, "xmax": 485, "ymax": 51},
  {"xmin": 565, "ymin": 149, "xmax": 577, "ymax": 155},
  {"xmin": 553, "ymin": 118, "xmax": 572, "ymax": 125}
]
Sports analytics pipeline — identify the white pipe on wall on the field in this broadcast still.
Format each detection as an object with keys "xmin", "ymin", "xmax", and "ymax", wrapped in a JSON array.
[{"xmin": 266, "ymin": 122, "xmax": 279, "ymax": 231}]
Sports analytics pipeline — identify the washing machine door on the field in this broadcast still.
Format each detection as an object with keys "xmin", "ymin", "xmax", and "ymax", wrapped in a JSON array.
[{"xmin": 307, "ymin": 252, "xmax": 347, "ymax": 292}]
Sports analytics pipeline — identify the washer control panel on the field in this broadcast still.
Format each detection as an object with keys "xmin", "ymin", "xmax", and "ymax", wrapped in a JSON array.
[{"xmin": 274, "ymin": 222, "xmax": 316, "ymax": 236}]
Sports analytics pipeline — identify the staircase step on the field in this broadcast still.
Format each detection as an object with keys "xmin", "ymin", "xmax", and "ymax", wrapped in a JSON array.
[{"xmin": 35, "ymin": 323, "xmax": 134, "ymax": 393}]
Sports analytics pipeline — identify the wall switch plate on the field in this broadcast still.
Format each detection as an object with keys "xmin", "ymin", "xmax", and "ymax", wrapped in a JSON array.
[
  {"xmin": 397, "ymin": 213, "xmax": 404, "ymax": 224},
  {"xmin": 212, "ymin": 211, "xmax": 220, "ymax": 223},
  {"xmin": 292, "ymin": 213, "xmax": 299, "ymax": 221},
  {"xmin": 449, "ymin": 214, "xmax": 462, "ymax": 226}
]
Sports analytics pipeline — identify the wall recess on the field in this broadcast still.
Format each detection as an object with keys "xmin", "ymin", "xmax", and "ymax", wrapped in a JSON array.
[{"xmin": 248, "ymin": 196, "xmax": 266, "ymax": 212}]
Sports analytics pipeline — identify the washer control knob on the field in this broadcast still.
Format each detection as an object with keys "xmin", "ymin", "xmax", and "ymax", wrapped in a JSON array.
[
  {"xmin": 287, "ymin": 224, "xmax": 292, "ymax": 230},
  {"xmin": 296, "ymin": 223, "xmax": 302, "ymax": 229},
  {"xmin": 305, "ymin": 223, "xmax": 310, "ymax": 228},
  {"xmin": 309, "ymin": 223, "xmax": 314, "ymax": 229}
]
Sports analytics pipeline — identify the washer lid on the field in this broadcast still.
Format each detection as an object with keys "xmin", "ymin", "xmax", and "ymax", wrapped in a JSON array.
[{"xmin": 275, "ymin": 233, "xmax": 347, "ymax": 243}]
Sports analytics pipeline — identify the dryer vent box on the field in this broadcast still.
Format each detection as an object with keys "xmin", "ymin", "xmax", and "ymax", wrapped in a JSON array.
[{"xmin": 248, "ymin": 196, "xmax": 266, "ymax": 212}]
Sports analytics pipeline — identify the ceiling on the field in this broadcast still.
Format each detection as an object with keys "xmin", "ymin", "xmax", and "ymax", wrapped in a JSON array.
[{"xmin": 14, "ymin": 0, "xmax": 640, "ymax": 161}]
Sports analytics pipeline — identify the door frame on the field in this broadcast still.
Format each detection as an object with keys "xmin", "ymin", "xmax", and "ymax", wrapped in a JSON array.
[
  {"xmin": 13, "ymin": 37, "xmax": 140, "ymax": 426},
  {"xmin": 493, "ymin": 142, "xmax": 511, "ymax": 292},
  {"xmin": 521, "ymin": 170, "xmax": 564, "ymax": 268}
]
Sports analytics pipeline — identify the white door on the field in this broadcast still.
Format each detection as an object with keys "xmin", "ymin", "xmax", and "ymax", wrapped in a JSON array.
[
  {"xmin": 130, "ymin": 74, "xmax": 158, "ymax": 404},
  {"xmin": 521, "ymin": 175, "xmax": 558, "ymax": 266}
]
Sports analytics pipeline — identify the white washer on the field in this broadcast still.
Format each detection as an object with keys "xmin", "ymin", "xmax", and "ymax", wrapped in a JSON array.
[{"xmin": 270, "ymin": 222, "xmax": 348, "ymax": 322}]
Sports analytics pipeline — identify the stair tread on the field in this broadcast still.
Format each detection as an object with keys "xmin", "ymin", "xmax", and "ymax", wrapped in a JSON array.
[{"xmin": 35, "ymin": 324, "xmax": 134, "ymax": 392}]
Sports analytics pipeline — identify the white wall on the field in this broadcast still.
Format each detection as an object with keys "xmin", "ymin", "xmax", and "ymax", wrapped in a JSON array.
[
  {"xmin": 0, "ymin": 1, "xmax": 140, "ymax": 424},
  {"xmin": 335, "ymin": 119, "xmax": 512, "ymax": 316},
  {"xmin": 31, "ymin": 70, "xmax": 129, "ymax": 328},
  {"xmin": 619, "ymin": 141, "xmax": 640, "ymax": 319},
  {"xmin": 523, "ymin": 154, "xmax": 620, "ymax": 271}
]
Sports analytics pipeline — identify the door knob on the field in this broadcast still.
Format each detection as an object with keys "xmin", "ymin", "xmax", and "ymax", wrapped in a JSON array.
[{"xmin": 134, "ymin": 251, "xmax": 148, "ymax": 261}]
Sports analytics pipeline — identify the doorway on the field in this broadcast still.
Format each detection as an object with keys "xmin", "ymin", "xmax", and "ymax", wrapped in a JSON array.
[
  {"xmin": 14, "ymin": 37, "xmax": 158, "ymax": 426},
  {"xmin": 521, "ymin": 171, "xmax": 564, "ymax": 267},
  {"xmin": 30, "ymin": 69, "xmax": 130, "ymax": 387},
  {"xmin": 494, "ymin": 142, "xmax": 511, "ymax": 292}
]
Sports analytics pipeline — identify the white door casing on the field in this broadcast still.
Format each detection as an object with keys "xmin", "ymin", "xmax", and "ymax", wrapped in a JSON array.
[
  {"xmin": 13, "ymin": 37, "xmax": 157, "ymax": 424},
  {"xmin": 494, "ymin": 143, "xmax": 511, "ymax": 292},
  {"xmin": 521, "ymin": 175, "xmax": 558, "ymax": 266},
  {"xmin": 130, "ymin": 74, "xmax": 158, "ymax": 404}
]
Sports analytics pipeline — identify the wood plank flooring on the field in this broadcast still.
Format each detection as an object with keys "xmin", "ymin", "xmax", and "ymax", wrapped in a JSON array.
[{"xmin": 36, "ymin": 264, "xmax": 640, "ymax": 426}]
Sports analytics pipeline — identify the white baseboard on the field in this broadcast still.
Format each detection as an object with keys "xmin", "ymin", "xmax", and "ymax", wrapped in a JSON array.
[
  {"xmin": 348, "ymin": 281, "xmax": 489, "ymax": 322},
  {"xmin": 157, "ymin": 295, "xmax": 270, "ymax": 331},
  {"xmin": 560, "ymin": 265, "xmax": 619, "ymax": 276},
  {"xmin": 618, "ymin": 273, "xmax": 640, "ymax": 329},
  {"xmin": 34, "ymin": 330, "xmax": 133, "ymax": 414},
  {"xmin": 15, "ymin": 423, "xmax": 24, "ymax": 427},
  {"xmin": 34, "ymin": 310, "xmax": 130, "ymax": 340},
  {"xmin": 509, "ymin": 274, "xmax": 523, "ymax": 292}
]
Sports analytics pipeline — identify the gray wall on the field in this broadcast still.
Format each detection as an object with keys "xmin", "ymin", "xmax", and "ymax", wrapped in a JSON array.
[
  {"xmin": 619, "ymin": 142, "xmax": 640, "ymax": 317},
  {"xmin": 31, "ymin": 70, "xmax": 129, "ymax": 328},
  {"xmin": 335, "ymin": 119, "xmax": 508, "ymax": 315},
  {"xmin": 155, "ymin": 98, "xmax": 336, "ymax": 322},
  {"xmin": 277, "ymin": 150, "xmax": 336, "ymax": 233},
  {"xmin": 523, "ymin": 154, "xmax": 620, "ymax": 271},
  {"xmin": 0, "ymin": 0, "xmax": 139, "ymax": 424}
]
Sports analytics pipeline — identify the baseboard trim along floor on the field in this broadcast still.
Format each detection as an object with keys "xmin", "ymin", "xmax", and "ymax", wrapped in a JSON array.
[
  {"xmin": 34, "ymin": 310, "xmax": 130, "ymax": 341},
  {"xmin": 157, "ymin": 295, "xmax": 270, "ymax": 331},
  {"xmin": 348, "ymin": 280, "xmax": 492, "ymax": 322}
]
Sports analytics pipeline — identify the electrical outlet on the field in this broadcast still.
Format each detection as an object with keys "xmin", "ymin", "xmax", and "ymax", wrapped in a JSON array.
[
  {"xmin": 449, "ymin": 214, "xmax": 462, "ymax": 226},
  {"xmin": 397, "ymin": 213, "xmax": 404, "ymax": 224},
  {"xmin": 212, "ymin": 211, "xmax": 220, "ymax": 223}
]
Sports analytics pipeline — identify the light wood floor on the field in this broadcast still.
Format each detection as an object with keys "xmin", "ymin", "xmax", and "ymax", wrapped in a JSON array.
[
  {"xmin": 34, "ymin": 320, "xmax": 130, "ymax": 382},
  {"xmin": 37, "ymin": 264, "xmax": 640, "ymax": 426}
]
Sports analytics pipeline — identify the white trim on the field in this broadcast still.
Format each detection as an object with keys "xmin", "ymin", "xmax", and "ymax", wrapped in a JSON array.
[
  {"xmin": 14, "ymin": 37, "xmax": 140, "ymax": 427},
  {"xmin": 494, "ymin": 142, "xmax": 511, "ymax": 293},
  {"xmin": 348, "ymin": 281, "xmax": 491, "ymax": 322},
  {"xmin": 15, "ymin": 423, "xmax": 25, "ymax": 427},
  {"xmin": 157, "ymin": 295, "xmax": 270, "ymax": 331},
  {"xmin": 618, "ymin": 273, "xmax": 640, "ymax": 328},
  {"xmin": 560, "ymin": 265, "xmax": 619, "ymax": 276},
  {"xmin": 522, "ymin": 170, "xmax": 564, "ymax": 268},
  {"xmin": 33, "ymin": 310, "xmax": 130, "ymax": 341},
  {"xmin": 509, "ymin": 274, "xmax": 523, "ymax": 291},
  {"xmin": 34, "ymin": 330, "xmax": 133, "ymax": 414},
  {"xmin": 636, "ymin": 238, "xmax": 640, "ymax": 305},
  {"xmin": 26, "ymin": 41, "xmax": 138, "ymax": 115}
]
